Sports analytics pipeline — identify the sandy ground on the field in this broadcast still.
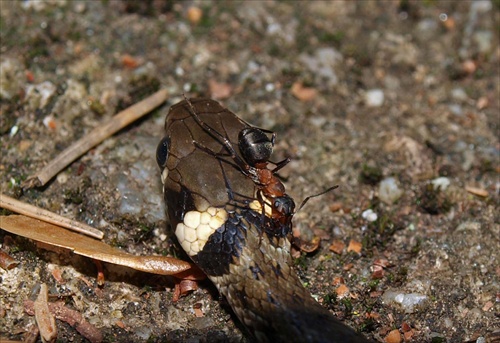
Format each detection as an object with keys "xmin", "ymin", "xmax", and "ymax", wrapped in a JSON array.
[{"xmin": 1, "ymin": 1, "xmax": 499, "ymax": 342}]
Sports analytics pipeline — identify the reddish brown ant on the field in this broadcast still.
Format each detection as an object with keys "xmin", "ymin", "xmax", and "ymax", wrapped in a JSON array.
[{"xmin": 184, "ymin": 98, "xmax": 336, "ymax": 237}]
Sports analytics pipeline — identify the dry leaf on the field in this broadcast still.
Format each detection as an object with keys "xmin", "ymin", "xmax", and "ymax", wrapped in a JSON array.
[
  {"xmin": 0, "ymin": 215, "xmax": 204, "ymax": 280},
  {"xmin": 465, "ymin": 186, "xmax": 489, "ymax": 197},
  {"xmin": 347, "ymin": 239, "xmax": 362, "ymax": 254},
  {"xmin": 34, "ymin": 284, "xmax": 57, "ymax": 343},
  {"xmin": 291, "ymin": 82, "xmax": 317, "ymax": 101},
  {"xmin": 0, "ymin": 250, "xmax": 19, "ymax": 270},
  {"xmin": 25, "ymin": 300, "xmax": 103, "ymax": 343},
  {"xmin": 329, "ymin": 239, "xmax": 345, "ymax": 255},
  {"xmin": 187, "ymin": 6, "xmax": 203, "ymax": 25},
  {"xmin": 385, "ymin": 329, "xmax": 402, "ymax": 343},
  {"xmin": 335, "ymin": 284, "xmax": 350, "ymax": 298},
  {"xmin": 208, "ymin": 79, "xmax": 232, "ymax": 99},
  {"xmin": 121, "ymin": 54, "xmax": 140, "ymax": 69}
]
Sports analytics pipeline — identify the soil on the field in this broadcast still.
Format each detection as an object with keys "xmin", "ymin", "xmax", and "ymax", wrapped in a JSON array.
[{"xmin": 0, "ymin": 1, "xmax": 499, "ymax": 342}]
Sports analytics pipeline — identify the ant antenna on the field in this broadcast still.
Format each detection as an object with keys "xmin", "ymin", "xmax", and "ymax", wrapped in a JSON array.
[{"xmin": 296, "ymin": 185, "xmax": 339, "ymax": 213}]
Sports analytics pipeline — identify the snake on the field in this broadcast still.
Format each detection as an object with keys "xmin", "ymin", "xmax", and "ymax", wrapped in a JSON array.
[{"xmin": 156, "ymin": 98, "xmax": 371, "ymax": 342}]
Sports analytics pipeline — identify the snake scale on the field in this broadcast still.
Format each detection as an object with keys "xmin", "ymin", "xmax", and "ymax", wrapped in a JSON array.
[{"xmin": 156, "ymin": 98, "xmax": 371, "ymax": 342}]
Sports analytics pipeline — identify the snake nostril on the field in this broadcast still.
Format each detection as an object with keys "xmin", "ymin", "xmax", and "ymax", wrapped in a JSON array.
[{"xmin": 156, "ymin": 136, "xmax": 170, "ymax": 168}]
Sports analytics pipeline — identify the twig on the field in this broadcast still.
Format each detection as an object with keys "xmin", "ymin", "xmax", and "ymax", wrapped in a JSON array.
[
  {"xmin": 0, "ymin": 194, "xmax": 104, "ymax": 240},
  {"xmin": 25, "ymin": 300, "xmax": 103, "ymax": 343},
  {"xmin": 23, "ymin": 88, "xmax": 169, "ymax": 189},
  {"xmin": 34, "ymin": 283, "xmax": 57, "ymax": 343}
]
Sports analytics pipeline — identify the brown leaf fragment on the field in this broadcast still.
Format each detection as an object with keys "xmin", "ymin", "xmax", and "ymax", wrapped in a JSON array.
[
  {"xmin": 34, "ymin": 284, "xmax": 57, "ymax": 343},
  {"xmin": 329, "ymin": 239, "xmax": 345, "ymax": 255},
  {"xmin": 297, "ymin": 236, "xmax": 321, "ymax": 253},
  {"xmin": 465, "ymin": 186, "xmax": 489, "ymax": 197},
  {"xmin": 329, "ymin": 202, "xmax": 343, "ymax": 212},
  {"xmin": 371, "ymin": 264, "xmax": 385, "ymax": 279},
  {"xmin": 187, "ymin": 6, "xmax": 203, "ymax": 25},
  {"xmin": 347, "ymin": 239, "xmax": 362, "ymax": 254},
  {"xmin": 193, "ymin": 303, "xmax": 204, "ymax": 317},
  {"xmin": 335, "ymin": 284, "xmax": 350, "ymax": 298},
  {"xmin": 0, "ymin": 215, "xmax": 204, "ymax": 279},
  {"xmin": 173, "ymin": 279, "xmax": 199, "ymax": 302},
  {"xmin": 0, "ymin": 250, "xmax": 19, "ymax": 270},
  {"xmin": 50, "ymin": 267, "xmax": 65, "ymax": 284},
  {"xmin": 384, "ymin": 328, "xmax": 401, "ymax": 342},
  {"xmin": 208, "ymin": 79, "xmax": 232, "ymax": 100},
  {"xmin": 343, "ymin": 263, "xmax": 354, "ymax": 271},
  {"xmin": 401, "ymin": 322, "xmax": 411, "ymax": 332},
  {"xmin": 121, "ymin": 54, "xmax": 141, "ymax": 69},
  {"xmin": 25, "ymin": 300, "xmax": 103, "ymax": 343},
  {"xmin": 331, "ymin": 276, "xmax": 345, "ymax": 286},
  {"xmin": 385, "ymin": 329, "xmax": 402, "ymax": 343},
  {"xmin": 291, "ymin": 82, "xmax": 317, "ymax": 101},
  {"xmin": 374, "ymin": 258, "xmax": 391, "ymax": 268},
  {"xmin": 24, "ymin": 323, "xmax": 40, "ymax": 343}
]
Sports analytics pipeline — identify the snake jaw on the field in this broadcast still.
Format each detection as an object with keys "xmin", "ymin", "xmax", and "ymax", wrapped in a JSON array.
[{"xmin": 174, "ymin": 207, "xmax": 227, "ymax": 256}]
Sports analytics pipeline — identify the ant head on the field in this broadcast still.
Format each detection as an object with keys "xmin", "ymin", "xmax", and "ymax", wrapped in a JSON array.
[
  {"xmin": 238, "ymin": 127, "xmax": 274, "ymax": 166},
  {"xmin": 273, "ymin": 196, "xmax": 296, "ymax": 218}
]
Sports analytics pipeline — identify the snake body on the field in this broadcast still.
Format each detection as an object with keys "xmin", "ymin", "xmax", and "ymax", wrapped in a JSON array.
[{"xmin": 157, "ymin": 99, "xmax": 370, "ymax": 342}]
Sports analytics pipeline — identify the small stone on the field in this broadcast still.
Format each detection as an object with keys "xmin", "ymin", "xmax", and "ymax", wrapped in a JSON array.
[
  {"xmin": 382, "ymin": 290, "xmax": 428, "ymax": 313},
  {"xmin": 451, "ymin": 87, "xmax": 468, "ymax": 101},
  {"xmin": 365, "ymin": 89, "xmax": 384, "ymax": 107},
  {"xmin": 362, "ymin": 209, "xmax": 378, "ymax": 222},
  {"xmin": 431, "ymin": 177, "xmax": 451, "ymax": 191},
  {"xmin": 379, "ymin": 177, "xmax": 403, "ymax": 204}
]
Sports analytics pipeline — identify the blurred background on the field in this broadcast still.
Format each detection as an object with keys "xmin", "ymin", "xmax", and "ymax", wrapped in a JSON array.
[{"xmin": 1, "ymin": 1, "xmax": 498, "ymax": 342}]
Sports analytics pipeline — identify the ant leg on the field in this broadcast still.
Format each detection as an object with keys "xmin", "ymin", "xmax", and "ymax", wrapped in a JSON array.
[
  {"xmin": 185, "ymin": 98, "xmax": 250, "ymax": 173},
  {"xmin": 192, "ymin": 140, "xmax": 265, "ymax": 187},
  {"xmin": 271, "ymin": 157, "xmax": 291, "ymax": 173}
]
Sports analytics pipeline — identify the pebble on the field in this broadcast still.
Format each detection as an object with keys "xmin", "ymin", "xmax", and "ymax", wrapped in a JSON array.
[
  {"xmin": 0, "ymin": 58, "xmax": 25, "ymax": 99},
  {"xmin": 451, "ymin": 87, "xmax": 468, "ymax": 101},
  {"xmin": 431, "ymin": 177, "xmax": 451, "ymax": 191},
  {"xmin": 449, "ymin": 104, "xmax": 464, "ymax": 116},
  {"xmin": 379, "ymin": 177, "xmax": 403, "ymax": 204},
  {"xmin": 299, "ymin": 47, "xmax": 343, "ymax": 87},
  {"xmin": 473, "ymin": 31, "xmax": 493, "ymax": 54},
  {"xmin": 365, "ymin": 89, "xmax": 384, "ymax": 107},
  {"xmin": 361, "ymin": 209, "xmax": 378, "ymax": 222},
  {"xmin": 382, "ymin": 290, "xmax": 428, "ymax": 313}
]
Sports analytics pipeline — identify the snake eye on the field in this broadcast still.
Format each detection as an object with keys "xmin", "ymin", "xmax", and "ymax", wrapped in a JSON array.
[
  {"xmin": 238, "ymin": 128, "xmax": 273, "ymax": 166},
  {"xmin": 156, "ymin": 136, "xmax": 170, "ymax": 168}
]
